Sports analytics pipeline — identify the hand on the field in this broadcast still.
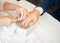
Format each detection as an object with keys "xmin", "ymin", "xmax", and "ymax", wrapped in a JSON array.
[
  {"xmin": 21, "ymin": 9, "xmax": 40, "ymax": 28},
  {"xmin": 3, "ymin": 2, "xmax": 29, "ymax": 21},
  {"xmin": 16, "ymin": 7, "xmax": 29, "ymax": 21},
  {"xmin": 3, "ymin": 2, "xmax": 20, "ymax": 10},
  {"xmin": 0, "ymin": 16, "xmax": 18, "ymax": 26}
]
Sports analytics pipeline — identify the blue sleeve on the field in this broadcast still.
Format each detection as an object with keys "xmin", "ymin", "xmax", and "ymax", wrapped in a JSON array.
[{"xmin": 37, "ymin": 0, "xmax": 58, "ymax": 13}]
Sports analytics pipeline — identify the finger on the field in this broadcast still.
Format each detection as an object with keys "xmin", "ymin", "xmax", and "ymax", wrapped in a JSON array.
[
  {"xmin": 24, "ymin": 18, "xmax": 32, "ymax": 27},
  {"xmin": 20, "ymin": 8, "xmax": 25, "ymax": 21},
  {"xmin": 16, "ymin": 8, "xmax": 21, "ymax": 17},
  {"xmin": 16, "ymin": 8, "xmax": 28, "ymax": 21},
  {"xmin": 21, "ymin": 17, "xmax": 29, "ymax": 26},
  {"xmin": 17, "ymin": 8, "xmax": 24, "ymax": 21},
  {"xmin": 22, "ymin": 8, "xmax": 29, "ymax": 20},
  {"xmin": 21, "ymin": 13, "xmax": 32, "ymax": 27},
  {"xmin": 21, "ymin": 17, "xmax": 32, "ymax": 27},
  {"xmin": 17, "ymin": 14, "xmax": 21, "ymax": 21},
  {"xmin": 20, "ymin": 17, "xmax": 31, "ymax": 28},
  {"xmin": 17, "ymin": 13, "xmax": 21, "ymax": 21},
  {"xmin": 29, "ymin": 19, "xmax": 37, "ymax": 26},
  {"xmin": 22, "ymin": 11, "xmax": 28, "ymax": 20}
]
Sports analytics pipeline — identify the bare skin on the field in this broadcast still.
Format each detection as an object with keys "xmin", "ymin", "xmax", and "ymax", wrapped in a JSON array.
[
  {"xmin": 2, "ymin": 2, "xmax": 40, "ymax": 29},
  {"xmin": 0, "ymin": 16, "xmax": 17, "ymax": 26},
  {"xmin": 3, "ymin": 2, "xmax": 20, "ymax": 10},
  {"xmin": 1, "ymin": 2, "xmax": 29, "ymax": 28}
]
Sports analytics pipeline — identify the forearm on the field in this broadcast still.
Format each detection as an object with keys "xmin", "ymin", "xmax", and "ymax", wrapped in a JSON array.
[
  {"xmin": 0, "ymin": 16, "xmax": 17, "ymax": 26},
  {"xmin": 0, "ymin": 16, "xmax": 11, "ymax": 26}
]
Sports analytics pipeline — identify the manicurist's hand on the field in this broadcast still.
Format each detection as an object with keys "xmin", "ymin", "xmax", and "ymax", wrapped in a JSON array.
[{"xmin": 20, "ymin": 9, "xmax": 40, "ymax": 28}]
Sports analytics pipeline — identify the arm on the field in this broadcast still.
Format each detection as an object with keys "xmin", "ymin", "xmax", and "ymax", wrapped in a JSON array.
[{"xmin": 0, "ymin": 16, "xmax": 17, "ymax": 26}]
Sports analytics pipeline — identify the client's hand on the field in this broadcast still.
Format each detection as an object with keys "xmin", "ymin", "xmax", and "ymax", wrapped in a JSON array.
[
  {"xmin": 0, "ymin": 16, "xmax": 17, "ymax": 26},
  {"xmin": 3, "ymin": 2, "xmax": 29, "ymax": 21},
  {"xmin": 3, "ymin": 2, "xmax": 20, "ymax": 10}
]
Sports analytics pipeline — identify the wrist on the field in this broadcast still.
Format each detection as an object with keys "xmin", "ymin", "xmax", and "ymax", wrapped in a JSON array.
[
  {"xmin": 35, "ymin": 7, "xmax": 43, "ymax": 15},
  {"xmin": 31, "ymin": 9, "xmax": 40, "ymax": 16}
]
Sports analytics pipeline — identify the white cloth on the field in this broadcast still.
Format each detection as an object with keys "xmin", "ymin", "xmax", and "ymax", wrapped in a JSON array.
[
  {"xmin": 0, "ymin": 23, "xmax": 42, "ymax": 43},
  {"xmin": 36, "ymin": 7, "xmax": 43, "ymax": 15}
]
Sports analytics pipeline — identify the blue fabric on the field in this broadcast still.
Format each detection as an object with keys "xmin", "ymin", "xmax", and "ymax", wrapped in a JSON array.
[
  {"xmin": 37, "ymin": 0, "xmax": 60, "ymax": 21},
  {"xmin": 37, "ymin": 0, "xmax": 58, "ymax": 12},
  {"xmin": 51, "ymin": 8, "xmax": 60, "ymax": 21}
]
